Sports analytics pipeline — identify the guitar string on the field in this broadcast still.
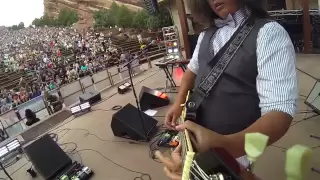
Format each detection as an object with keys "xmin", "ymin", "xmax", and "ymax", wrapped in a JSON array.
[
  {"xmin": 185, "ymin": 154, "xmax": 232, "ymax": 180},
  {"xmin": 193, "ymin": 161, "xmax": 210, "ymax": 179},
  {"xmin": 179, "ymin": 126, "xmax": 204, "ymax": 179},
  {"xmin": 179, "ymin": 94, "xmax": 209, "ymax": 180},
  {"xmin": 191, "ymin": 164, "xmax": 208, "ymax": 180},
  {"xmin": 184, "ymin": 155, "xmax": 210, "ymax": 180}
]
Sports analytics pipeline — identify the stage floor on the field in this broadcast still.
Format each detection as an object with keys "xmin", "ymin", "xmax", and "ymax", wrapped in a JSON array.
[{"xmin": 1, "ymin": 54, "xmax": 320, "ymax": 180}]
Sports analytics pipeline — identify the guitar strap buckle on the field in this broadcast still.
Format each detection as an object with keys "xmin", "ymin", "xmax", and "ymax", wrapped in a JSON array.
[
  {"xmin": 186, "ymin": 88, "xmax": 206, "ymax": 112},
  {"xmin": 185, "ymin": 88, "xmax": 206, "ymax": 121}
]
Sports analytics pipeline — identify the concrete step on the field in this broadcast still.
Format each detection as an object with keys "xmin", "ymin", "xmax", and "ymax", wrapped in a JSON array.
[
  {"xmin": 140, "ymin": 52, "xmax": 165, "ymax": 63},
  {"xmin": 113, "ymin": 42, "xmax": 140, "ymax": 49}
]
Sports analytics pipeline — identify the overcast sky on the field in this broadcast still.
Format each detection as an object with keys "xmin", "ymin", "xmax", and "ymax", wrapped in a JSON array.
[{"xmin": 0, "ymin": 0, "xmax": 44, "ymax": 26}]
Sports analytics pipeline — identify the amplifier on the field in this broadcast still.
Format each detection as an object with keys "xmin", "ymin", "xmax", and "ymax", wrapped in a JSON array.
[
  {"xmin": 79, "ymin": 90, "xmax": 101, "ymax": 105},
  {"xmin": 118, "ymin": 82, "xmax": 131, "ymax": 94}
]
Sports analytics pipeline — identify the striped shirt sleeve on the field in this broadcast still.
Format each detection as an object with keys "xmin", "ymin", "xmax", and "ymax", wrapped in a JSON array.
[
  {"xmin": 256, "ymin": 22, "xmax": 298, "ymax": 117},
  {"xmin": 187, "ymin": 32, "xmax": 204, "ymax": 75}
]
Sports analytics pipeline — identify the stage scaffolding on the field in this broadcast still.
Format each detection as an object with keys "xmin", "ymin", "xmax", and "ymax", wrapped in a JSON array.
[{"xmin": 269, "ymin": 9, "xmax": 320, "ymax": 53}]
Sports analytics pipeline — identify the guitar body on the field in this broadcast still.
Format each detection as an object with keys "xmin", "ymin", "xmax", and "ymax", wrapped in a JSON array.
[
  {"xmin": 192, "ymin": 148, "xmax": 242, "ymax": 180},
  {"xmin": 179, "ymin": 92, "xmax": 260, "ymax": 180}
]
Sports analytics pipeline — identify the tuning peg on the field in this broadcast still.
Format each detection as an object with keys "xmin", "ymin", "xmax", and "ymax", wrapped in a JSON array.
[
  {"xmin": 245, "ymin": 133, "xmax": 269, "ymax": 162},
  {"xmin": 244, "ymin": 133, "xmax": 269, "ymax": 171},
  {"xmin": 285, "ymin": 145, "xmax": 312, "ymax": 180}
]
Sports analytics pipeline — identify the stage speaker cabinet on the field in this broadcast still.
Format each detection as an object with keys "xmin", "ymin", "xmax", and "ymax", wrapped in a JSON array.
[
  {"xmin": 111, "ymin": 103, "xmax": 158, "ymax": 141},
  {"xmin": 79, "ymin": 90, "xmax": 101, "ymax": 105},
  {"xmin": 24, "ymin": 134, "xmax": 72, "ymax": 180},
  {"xmin": 139, "ymin": 86, "xmax": 170, "ymax": 111},
  {"xmin": 142, "ymin": 0, "xmax": 159, "ymax": 15},
  {"xmin": 305, "ymin": 80, "xmax": 320, "ymax": 114}
]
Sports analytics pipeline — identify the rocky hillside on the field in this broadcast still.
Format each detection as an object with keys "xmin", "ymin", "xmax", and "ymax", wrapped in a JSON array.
[{"xmin": 44, "ymin": 0, "xmax": 144, "ymax": 29}]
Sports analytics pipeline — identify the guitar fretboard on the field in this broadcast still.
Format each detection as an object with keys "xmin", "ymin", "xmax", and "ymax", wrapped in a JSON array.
[{"xmin": 178, "ymin": 91, "xmax": 195, "ymax": 180}]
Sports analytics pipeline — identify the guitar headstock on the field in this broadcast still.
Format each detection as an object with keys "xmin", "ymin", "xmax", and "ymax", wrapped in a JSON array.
[{"xmin": 285, "ymin": 145, "xmax": 312, "ymax": 180}]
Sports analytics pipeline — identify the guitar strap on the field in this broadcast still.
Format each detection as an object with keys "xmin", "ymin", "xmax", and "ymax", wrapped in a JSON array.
[{"xmin": 186, "ymin": 16, "xmax": 260, "ymax": 119}]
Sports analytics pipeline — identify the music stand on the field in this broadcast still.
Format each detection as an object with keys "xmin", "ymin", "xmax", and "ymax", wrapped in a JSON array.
[{"xmin": 298, "ymin": 69, "xmax": 320, "ymax": 174}]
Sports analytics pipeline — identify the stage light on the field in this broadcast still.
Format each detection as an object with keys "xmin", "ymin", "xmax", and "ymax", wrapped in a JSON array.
[
  {"xmin": 118, "ymin": 82, "xmax": 131, "ymax": 94},
  {"xmin": 71, "ymin": 106, "xmax": 81, "ymax": 114},
  {"xmin": 168, "ymin": 49, "xmax": 173, "ymax": 53},
  {"xmin": 0, "ymin": 139, "xmax": 21, "ymax": 158},
  {"xmin": 71, "ymin": 102, "xmax": 92, "ymax": 116},
  {"xmin": 0, "ymin": 147, "xmax": 8, "ymax": 158},
  {"xmin": 80, "ymin": 102, "xmax": 91, "ymax": 110},
  {"xmin": 173, "ymin": 48, "xmax": 178, "ymax": 53},
  {"xmin": 173, "ymin": 42, "xmax": 177, "ymax": 46},
  {"xmin": 169, "ymin": 55, "xmax": 174, "ymax": 59},
  {"xmin": 7, "ymin": 139, "xmax": 20, "ymax": 151},
  {"xmin": 124, "ymin": 82, "xmax": 131, "ymax": 87},
  {"xmin": 155, "ymin": 91, "xmax": 169, "ymax": 100},
  {"xmin": 175, "ymin": 55, "xmax": 180, "ymax": 59}
]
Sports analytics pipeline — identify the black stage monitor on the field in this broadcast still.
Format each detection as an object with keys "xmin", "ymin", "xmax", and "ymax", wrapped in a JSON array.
[
  {"xmin": 24, "ymin": 134, "xmax": 72, "ymax": 180},
  {"xmin": 111, "ymin": 103, "xmax": 158, "ymax": 141},
  {"xmin": 139, "ymin": 86, "xmax": 170, "ymax": 111}
]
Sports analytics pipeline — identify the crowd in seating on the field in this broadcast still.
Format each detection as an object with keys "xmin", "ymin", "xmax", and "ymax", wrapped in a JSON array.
[{"xmin": 0, "ymin": 27, "xmax": 141, "ymax": 114}]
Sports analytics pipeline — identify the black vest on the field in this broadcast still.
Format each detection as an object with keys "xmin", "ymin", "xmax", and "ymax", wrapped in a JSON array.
[{"xmin": 195, "ymin": 19, "xmax": 271, "ymax": 135}]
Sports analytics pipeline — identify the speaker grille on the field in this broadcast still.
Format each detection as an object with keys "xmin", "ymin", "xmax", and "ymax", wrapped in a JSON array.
[{"xmin": 142, "ymin": 0, "xmax": 159, "ymax": 15}]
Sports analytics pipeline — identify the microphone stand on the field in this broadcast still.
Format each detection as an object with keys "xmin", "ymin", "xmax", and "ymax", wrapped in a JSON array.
[
  {"xmin": 122, "ymin": 47, "xmax": 151, "ymax": 141},
  {"xmin": 295, "ymin": 68, "xmax": 320, "ymax": 174}
]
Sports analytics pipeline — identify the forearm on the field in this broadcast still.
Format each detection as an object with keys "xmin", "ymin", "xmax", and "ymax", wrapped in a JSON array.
[
  {"xmin": 174, "ymin": 69, "xmax": 196, "ymax": 105},
  {"xmin": 224, "ymin": 111, "xmax": 292, "ymax": 158}
]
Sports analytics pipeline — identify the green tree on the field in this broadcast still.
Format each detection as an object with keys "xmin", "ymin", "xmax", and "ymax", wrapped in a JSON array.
[
  {"xmin": 115, "ymin": 5, "xmax": 134, "ymax": 28},
  {"xmin": 92, "ymin": 1, "xmax": 173, "ymax": 30},
  {"xmin": 32, "ymin": 9, "xmax": 78, "ymax": 27},
  {"xmin": 158, "ymin": 7, "xmax": 173, "ymax": 27},
  {"xmin": 109, "ymin": 1, "xmax": 119, "ymax": 14},
  {"xmin": 18, "ymin": 22, "xmax": 25, "ymax": 29},
  {"xmin": 146, "ymin": 15, "xmax": 162, "ymax": 30},
  {"xmin": 93, "ymin": 10, "xmax": 104, "ymax": 28},
  {"xmin": 93, "ymin": 9, "xmax": 115, "ymax": 28},
  {"xmin": 56, "ymin": 8, "xmax": 78, "ymax": 26},
  {"xmin": 41, "ymin": 14, "xmax": 52, "ymax": 26},
  {"xmin": 32, "ymin": 14, "xmax": 54, "ymax": 27},
  {"xmin": 8, "ymin": 22, "xmax": 25, "ymax": 30},
  {"xmin": 132, "ymin": 10, "xmax": 148, "ymax": 29}
]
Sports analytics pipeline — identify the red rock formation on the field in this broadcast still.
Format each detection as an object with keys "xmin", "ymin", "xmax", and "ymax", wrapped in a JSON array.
[{"xmin": 43, "ymin": 0, "xmax": 144, "ymax": 30}]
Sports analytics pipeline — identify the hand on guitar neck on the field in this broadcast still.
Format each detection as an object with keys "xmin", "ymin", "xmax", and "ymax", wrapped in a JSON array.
[
  {"xmin": 175, "ymin": 121, "xmax": 227, "ymax": 153},
  {"xmin": 166, "ymin": 106, "xmax": 229, "ymax": 153}
]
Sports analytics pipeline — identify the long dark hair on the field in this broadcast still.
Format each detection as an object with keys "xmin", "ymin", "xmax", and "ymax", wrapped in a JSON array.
[
  {"xmin": 243, "ymin": 0, "xmax": 269, "ymax": 18},
  {"xmin": 186, "ymin": 0, "xmax": 269, "ymax": 26},
  {"xmin": 25, "ymin": 109, "xmax": 36, "ymax": 119}
]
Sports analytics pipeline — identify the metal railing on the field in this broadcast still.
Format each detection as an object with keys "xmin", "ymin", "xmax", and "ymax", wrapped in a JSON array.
[{"xmin": 0, "ymin": 63, "xmax": 145, "ymax": 138}]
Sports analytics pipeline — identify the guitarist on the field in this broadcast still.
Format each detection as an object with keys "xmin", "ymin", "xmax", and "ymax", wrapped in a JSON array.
[{"xmin": 157, "ymin": 0, "xmax": 297, "ymax": 179}]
